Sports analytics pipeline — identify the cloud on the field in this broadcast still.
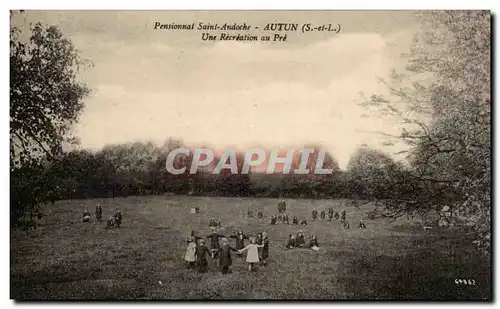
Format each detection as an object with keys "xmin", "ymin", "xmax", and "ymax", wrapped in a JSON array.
[{"xmin": 49, "ymin": 13, "xmax": 418, "ymax": 170}]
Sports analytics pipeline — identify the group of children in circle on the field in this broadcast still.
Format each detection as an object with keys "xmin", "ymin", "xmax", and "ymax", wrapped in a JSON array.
[
  {"xmin": 184, "ymin": 225, "xmax": 271, "ymax": 274},
  {"xmin": 183, "ymin": 201, "xmax": 369, "ymax": 274}
]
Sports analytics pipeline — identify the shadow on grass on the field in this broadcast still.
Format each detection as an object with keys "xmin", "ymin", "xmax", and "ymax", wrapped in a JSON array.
[{"xmin": 337, "ymin": 232, "xmax": 491, "ymax": 300}]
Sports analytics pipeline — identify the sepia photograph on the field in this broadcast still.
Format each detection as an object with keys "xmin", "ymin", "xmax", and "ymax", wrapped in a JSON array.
[{"xmin": 9, "ymin": 9, "xmax": 491, "ymax": 300}]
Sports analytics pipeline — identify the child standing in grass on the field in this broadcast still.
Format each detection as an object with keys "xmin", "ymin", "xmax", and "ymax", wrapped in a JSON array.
[
  {"xmin": 230, "ymin": 229, "xmax": 248, "ymax": 256},
  {"xmin": 196, "ymin": 239, "xmax": 212, "ymax": 273},
  {"xmin": 82, "ymin": 209, "xmax": 91, "ymax": 222},
  {"xmin": 308, "ymin": 234, "xmax": 320, "ymax": 251},
  {"xmin": 285, "ymin": 234, "xmax": 296, "ymax": 249},
  {"xmin": 260, "ymin": 232, "xmax": 270, "ymax": 266},
  {"xmin": 239, "ymin": 237, "xmax": 264, "ymax": 271},
  {"xmin": 184, "ymin": 236, "xmax": 197, "ymax": 269},
  {"xmin": 296, "ymin": 230, "xmax": 306, "ymax": 248},
  {"xmin": 217, "ymin": 238, "xmax": 238, "ymax": 274},
  {"xmin": 206, "ymin": 229, "xmax": 225, "ymax": 251}
]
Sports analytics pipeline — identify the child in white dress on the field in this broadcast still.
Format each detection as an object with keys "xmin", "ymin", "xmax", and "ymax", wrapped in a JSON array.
[
  {"xmin": 184, "ymin": 236, "xmax": 197, "ymax": 269},
  {"xmin": 238, "ymin": 237, "xmax": 264, "ymax": 271}
]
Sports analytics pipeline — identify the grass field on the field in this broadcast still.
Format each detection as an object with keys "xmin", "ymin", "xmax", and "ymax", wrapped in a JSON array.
[{"xmin": 10, "ymin": 195, "xmax": 491, "ymax": 300}]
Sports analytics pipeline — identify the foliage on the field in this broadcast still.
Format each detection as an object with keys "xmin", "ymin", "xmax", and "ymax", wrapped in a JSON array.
[
  {"xmin": 361, "ymin": 11, "xmax": 491, "ymax": 254},
  {"xmin": 10, "ymin": 20, "xmax": 91, "ymax": 228}
]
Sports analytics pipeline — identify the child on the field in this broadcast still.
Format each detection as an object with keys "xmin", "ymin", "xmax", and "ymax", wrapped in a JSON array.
[
  {"xmin": 308, "ymin": 234, "xmax": 320, "ymax": 251},
  {"xmin": 184, "ymin": 236, "xmax": 197, "ymax": 269},
  {"xmin": 114, "ymin": 210, "xmax": 122, "ymax": 228},
  {"xmin": 283, "ymin": 214, "xmax": 290, "ymax": 225},
  {"xmin": 95, "ymin": 205, "xmax": 103, "ymax": 221},
  {"xmin": 256, "ymin": 232, "xmax": 264, "ymax": 260},
  {"xmin": 216, "ymin": 219, "xmax": 222, "ymax": 229},
  {"xmin": 217, "ymin": 238, "xmax": 238, "ymax": 274},
  {"xmin": 312, "ymin": 208, "xmax": 318, "ymax": 221},
  {"xmin": 270, "ymin": 215, "xmax": 277, "ymax": 225},
  {"xmin": 239, "ymin": 237, "xmax": 264, "ymax": 271},
  {"xmin": 300, "ymin": 218, "xmax": 308, "ymax": 226},
  {"xmin": 257, "ymin": 210, "xmax": 263, "ymax": 219},
  {"xmin": 206, "ymin": 229, "xmax": 225, "ymax": 257},
  {"xmin": 341, "ymin": 210, "xmax": 346, "ymax": 223},
  {"xmin": 260, "ymin": 232, "xmax": 270, "ymax": 266},
  {"xmin": 285, "ymin": 234, "xmax": 296, "ymax": 249},
  {"xmin": 334, "ymin": 212, "xmax": 340, "ymax": 220},
  {"xmin": 209, "ymin": 218, "xmax": 217, "ymax": 227},
  {"xmin": 344, "ymin": 221, "xmax": 350, "ymax": 229},
  {"xmin": 196, "ymin": 239, "xmax": 212, "ymax": 273},
  {"xmin": 296, "ymin": 230, "xmax": 306, "ymax": 248},
  {"xmin": 320, "ymin": 210, "xmax": 326, "ymax": 220},
  {"xmin": 230, "ymin": 229, "xmax": 248, "ymax": 247},
  {"xmin": 292, "ymin": 216, "xmax": 299, "ymax": 225},
  {"xmin": 106, "ymin": 216, "xmax": 115, "ymax": 228},
  {"xmin": 82, "ymin": 209, "xmax": 91, "ymax": 222},
  {"xmin": 358, "ymin": 220, "xmax": 366, "ymax": 229}
]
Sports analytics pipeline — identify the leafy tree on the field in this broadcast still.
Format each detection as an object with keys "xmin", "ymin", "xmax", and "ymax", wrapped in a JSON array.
[
  {"xmin": 345, "ymin": 146, "xmax": 401, "ymax": 200},
  {"xmin": 10, "ymin": 18, "xmax": 91, "ymax": 228},
  {"xmin": 362, "ymin": 11, "xmax": 490, "ymax": 254}
]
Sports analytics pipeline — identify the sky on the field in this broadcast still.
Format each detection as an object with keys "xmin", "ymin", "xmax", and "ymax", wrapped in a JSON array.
[{"xmin": 11, "ymin": 11, "xmax": 421, "ymax": 169}]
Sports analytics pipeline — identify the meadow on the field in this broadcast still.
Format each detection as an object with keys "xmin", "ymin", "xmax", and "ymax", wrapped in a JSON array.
[{"xmin": 10, "ymin": 195, "xmax": 490, "ymax": 300}]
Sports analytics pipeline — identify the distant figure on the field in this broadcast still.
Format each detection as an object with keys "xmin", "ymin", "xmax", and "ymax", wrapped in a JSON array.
[
  {"xmin": 334, "ymin": 212, "xmax": 340, "ymax": 220},
  {"xmin": 320, "ymin": 210, "xmax": 326, "ymax": 220},
  {"xmin": 278, "ymin": 200, "xmax": 287, "ymax": 213},
  {"xmin": 312, "ymin": 208, "xmax": 318, "ymax": 221},
  {"xmin": 106, "ymin": 216, "xmax": 115, "ymax": 228},
  {"xmin": 341, "ymin": 210, "xmax": 346, "ymax": 223},
  {"xmin": 344, "ymin": 221, "xmax": 350, "ymax": 229},
  {"xmin": 217, "ymin": 238, "xmax": 238, "ymax": 274},
  {"xmin": 82, "ymin": 209, "xmax": 91, "ymax": 223},
  {"xmin": 216, "ymin": 219, "xmax": 222, "ymax": 229},
  {"xmin": 285, "ymin": 234, "xmax": 296, "ymax": 249},
  {"xmin": 95, "ymin": 205, "xmax": 103, "ymax": 221},
  {"xmin": 184, "ymin": 236, "xmax": 197, "ymax": 269},
  {"xmin": 292, "ymin": 216, "xmax": 299, "ymax": 225},
  {"xmin": 230, "ymin": 229, "xmax": 249, "ymax": 254},
  {"xmin": 209, "ymin": 218, "xmax": 217, "ymax": 227},
  {"xmin": 247, "ymin": 208, "xmax": 253, "ymax": 218},
  {"xmin": 196, "ymin": 239, "xmax": 212, "ymax": 273},
  {"xmin": 239, "ymin": 237, "xmax": 265, "ymax": 271},
  {"xmin": 328, "ymin": 208, "xmax": 334, "ymax": 221},
  {"xmin": 270, "ymin": 215, "xmax": 277, "ymax": 225},
  {"xmin": 308, "ymin": 234, "xmax": 319, "ymax": 250},
  {"xmin": 358, "ymin": 220, "xmax": 366, "ymax": 229},
  {"xmin": 260, "ymin": 232, "xmax": 270, "ymax": 266},
  {"xmin": 114, "ymin": 210, "xmax": 122, "ymax": 228},
  {"xmin": 300, "ymin": 218, "xmax": 308, "ymax": 226},
  {"xmin": 283, "ymin": 214, "xmax": 290, "ymax": 224},
  {"xmin": 257, "ymin": 210, "xmax": 263, "ymax": 219},
  {"xmin": 296, "ymin": 231, "xmax": 306, "ymax": 248}
]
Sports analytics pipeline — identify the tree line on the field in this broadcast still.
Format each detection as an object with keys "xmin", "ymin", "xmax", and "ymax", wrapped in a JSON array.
[{"xmin": 10, "ymin": 11, "xmax": 490, "ymax": 255}]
